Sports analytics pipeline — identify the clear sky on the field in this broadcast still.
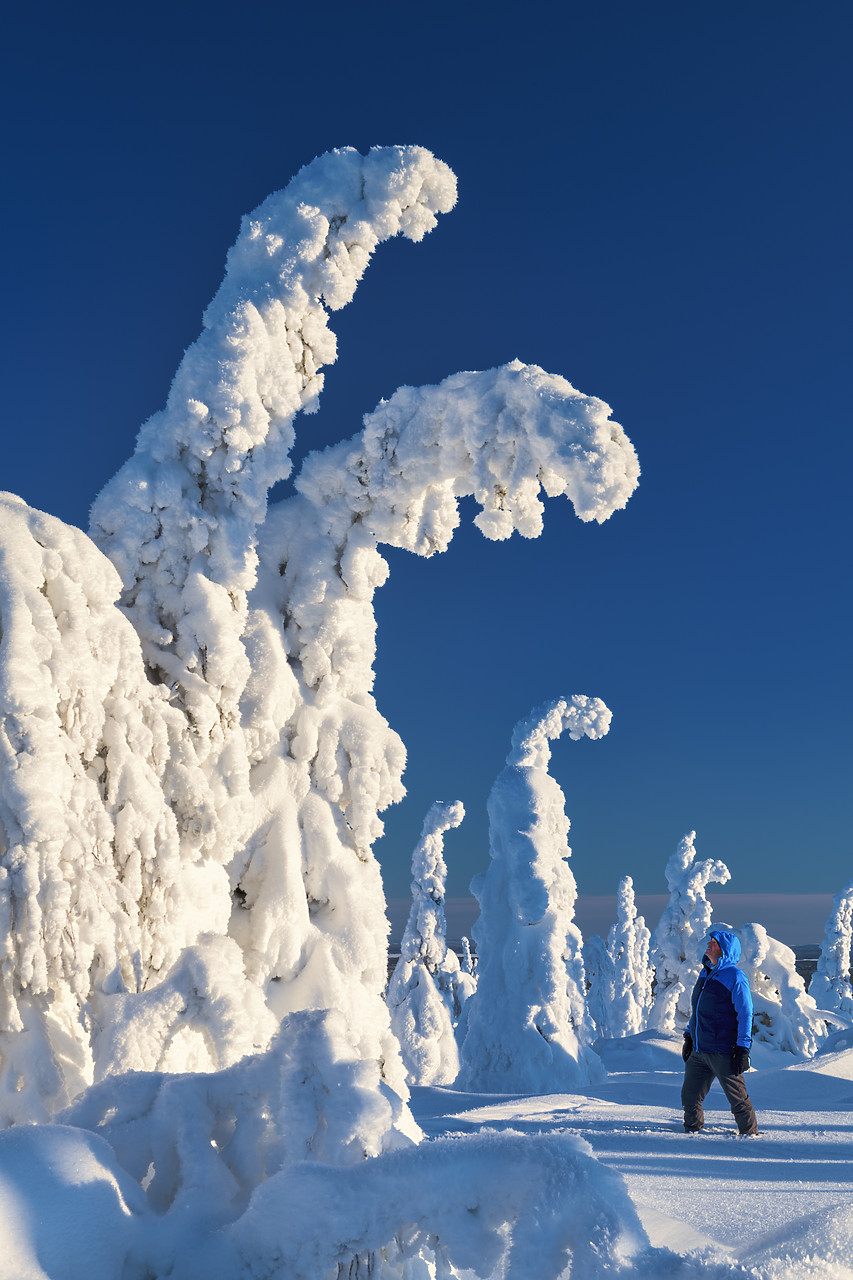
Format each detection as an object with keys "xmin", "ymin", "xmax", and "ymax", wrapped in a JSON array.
[{"xmin": 2, "ymin": 2, "xmax": 850, "ymax": 906}]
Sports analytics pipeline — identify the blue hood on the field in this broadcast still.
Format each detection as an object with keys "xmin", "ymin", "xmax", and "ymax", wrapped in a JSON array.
[
  {"xmin": 690, "ymin": 927, "xmax": 753, "ymax": 1051},
  {"xmin": 708, "ymin": 929, "xmax": 741, "ymax": 967}
]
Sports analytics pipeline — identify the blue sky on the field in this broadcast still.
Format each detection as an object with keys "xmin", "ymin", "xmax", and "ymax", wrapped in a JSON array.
[{"xmin": 2, "ymin": 2, "xmax": 850, "ymax": 909}]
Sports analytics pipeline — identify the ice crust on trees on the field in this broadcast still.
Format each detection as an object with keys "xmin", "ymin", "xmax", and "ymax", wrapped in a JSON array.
[
  {"xmin": 810, "ymin": 878, "xmax": 853, "ymax": 1017},
  {"xmin": 648, "ymin": 831, "xmax": 731, "ymax": 1035},
  {"xmin": 386, "ymin": 800, "xmax": 473, "ymax": 1085},
  {"xmin": 456, "ymin": 696, "xmax": 610, "ymax": 1092}
]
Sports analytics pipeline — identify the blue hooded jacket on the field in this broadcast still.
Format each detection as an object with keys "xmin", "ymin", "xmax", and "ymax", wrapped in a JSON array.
[{"xmin": 686, "ymin": 929, "xmax": 753, "ymax": 1053}]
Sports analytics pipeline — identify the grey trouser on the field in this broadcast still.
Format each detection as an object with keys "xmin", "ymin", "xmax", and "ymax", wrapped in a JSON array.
[{"xmin": 681, "ymin": 1050, "xmax": 758, "ymax": 1134}]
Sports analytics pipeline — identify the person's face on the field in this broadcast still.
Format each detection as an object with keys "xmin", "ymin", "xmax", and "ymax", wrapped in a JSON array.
[{"xmin": 705, "ymin": 937, "xmax": 722, "ymax": 964}]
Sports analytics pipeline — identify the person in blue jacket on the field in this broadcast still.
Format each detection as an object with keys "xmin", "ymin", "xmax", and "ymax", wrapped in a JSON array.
[{"xmin": 681, "ymin": 928, "xmax": 758, "ymax": 1135}]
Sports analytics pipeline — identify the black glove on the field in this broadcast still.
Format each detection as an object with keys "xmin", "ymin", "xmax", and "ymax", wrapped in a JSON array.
[
  {"xmin": 681, "ymin": 1033, "xmax": 693, "ymax": 1063},
  {"xmin": 731, "ymin": 1046, "xmax": 750, "ymax": 1075}
]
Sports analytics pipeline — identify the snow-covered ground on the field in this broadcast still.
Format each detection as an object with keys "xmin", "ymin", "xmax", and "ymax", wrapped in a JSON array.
[
  {"xmin": 1, "ymin": 1034, "xmax": 852, "ymax": 1277},
  {"xmin": 413, "ymin": 1032, "xmax": 853, "ymax": 1277}
]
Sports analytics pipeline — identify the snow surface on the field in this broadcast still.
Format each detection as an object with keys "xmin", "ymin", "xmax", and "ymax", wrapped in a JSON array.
[
  {"xmin": 416, "ymin": 1038, "xmax": 853, "ymax": 1278},
  {"xmin": 3, "ymin": 1039, "xmax": 853, "ymax": 1278}
]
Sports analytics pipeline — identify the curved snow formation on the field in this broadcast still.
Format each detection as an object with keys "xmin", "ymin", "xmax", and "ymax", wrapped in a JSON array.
[
  {"xmin": 89, "ymin": 145, "xmax": 456, "ymax": 866},
  {"xmin": 456, "ymin": 696, "xmax": 610, "ymax": 1092}
]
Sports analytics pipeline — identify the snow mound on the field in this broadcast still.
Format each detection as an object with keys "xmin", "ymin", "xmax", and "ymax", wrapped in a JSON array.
[
  {"xmin": 748, "ymin": 1058, "xmax": 853, "ymax": 1108},
  {"xmin": 594, "ymin": 1029, "xmax": 685, "ymax": 1073},
  {"xmin": 741, "ymin": 1201, "xmax": 853, "ymax": 1278},
  {"xmin": 796, "ymin": 1046, "xmax": 853, "ymax": 1082},
  {"xmin": 815, "ymin": 1028, "xmax": 853, "ymax": 1057},
  {"xmin": 0, "ymin": 1125, "xmax": 147, "ymax": 1280}
]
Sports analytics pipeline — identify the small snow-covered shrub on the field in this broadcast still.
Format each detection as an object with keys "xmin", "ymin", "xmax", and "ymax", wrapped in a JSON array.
[
  {"xmin": 738, "ymin": 923, "xmax": 828, "ymax": 1058},
  {"xmin": 64, "ymin": 1008, "xmax": 414, "ymax": 1219}
]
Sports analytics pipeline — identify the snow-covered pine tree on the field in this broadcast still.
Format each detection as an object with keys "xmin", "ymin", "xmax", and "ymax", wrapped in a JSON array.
[
  {"xmin": 607, "ymin": 876, "xmax": 654, "ymax": 1037},
  {"xmin": 456, "ymin": 696, "xmax": 609, "ymax": 1091},
  {"xmin": 386, "ymin": 800, "xmax": 469, "ymax": 1085},
  {"xmin": 809, "ymin": 878, "xmax": 853, "ymax": 1018},
  {"xmin": 648, "ymin": 831, "xmax": 730, "ymax": 1035},
  {"xmin": 583, "ymin": 934, "xmax": 617, "ymax": 1040},
  {"xmin": 738, "ymin": 923, "xmax": 828, "ymax": 1058}
]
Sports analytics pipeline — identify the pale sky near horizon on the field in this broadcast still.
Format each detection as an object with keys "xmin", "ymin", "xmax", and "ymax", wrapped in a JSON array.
[
  {"xmin": 3, "ymin": 2, "xmax": 850, "ymax": 904},
  {"xmin": 386, "ymin": 894, "xmax": 837, "ymax": 951}
]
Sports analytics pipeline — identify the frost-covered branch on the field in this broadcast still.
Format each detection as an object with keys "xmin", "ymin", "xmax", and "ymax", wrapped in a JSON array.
[{"xmin": 91, "ymin": 147, "xmax": 455, "ymax": 697}]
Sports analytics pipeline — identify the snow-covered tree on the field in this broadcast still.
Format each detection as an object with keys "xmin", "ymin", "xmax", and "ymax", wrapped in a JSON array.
[
  {"xmin": 608, "ymin": 877, "xmax": 654, "ymax": 1037},
  {"xmin": 583, "ymin": 933, "xmax": 617, "ymax": 1040},
  {"xmin": 809, "ymin": 878, "xmax": 853, "ymax": 1018},
  {"xmin": 386, "ymin": 800, "xmax": 470, "ymax": 1085},
  {"xmin": 456, "ymin": 696, "xmax": 610, "ymax": 1091},
  {"xmin": 584, "ymin": 878, "xmax": 652, "ymax": 1041},
  {"xmin": 648, "ymin": 831, "xmax": 730, "ymax": 1034},
  {"xmin": 1, "ymin": 145, "xmax": 639, "ymax": 1147},
  {"xmin": 738, "ymin": 923, "xmax": 828, "ymax": 1058},
  {"xmin": 0, "ymin": 494, "xmax": 222, "ymax": 1122}
]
